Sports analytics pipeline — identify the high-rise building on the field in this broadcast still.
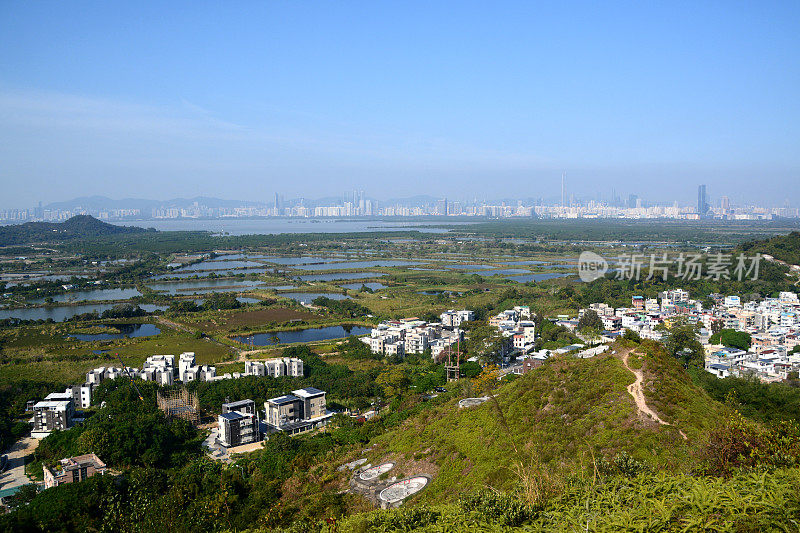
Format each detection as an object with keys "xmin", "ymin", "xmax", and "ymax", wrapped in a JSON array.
[
  {"xmin": 721, "ymin": 196, "xmax": 730, "ymax": 211},
  {"xmin": 561, "ymin": 172, "xmax": 566, "ymax": 207},
  {"xmin": 697, "ymin": 185, "xmax": 708, "ymax": 215}
]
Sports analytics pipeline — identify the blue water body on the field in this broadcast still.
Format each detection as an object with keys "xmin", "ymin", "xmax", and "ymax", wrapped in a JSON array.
[
  {"xmin": 0, "ymin": 303, "xmax": 167, "ymax": 322},
  {"xmin": 340, "ymin": 282, "xmax": 386, "ymax": 291},
  {"xmin": 277, "ymin": 292, "xmax": 350, "ymax": 304},
  {"xmin": 232, "ymin": 325, "xmax": 372, "ymax": 346},
  {"xmin": 297, "ymin": 272, "xmax": 386, "ymax": 282},
  {"xmin": 147, "ymin": 279, "xmax": 267, "ymax": 293},
  {"xmin": 67, "ymin": 323, "xmax": 161, "ymax": 341},
  {"xmin": 175, "ymin": 260, "xmax": 264, "ymax": 272},
  {"xmin": 293, "ymin": 260, "xmax": 418, "ymax": 270},
  {"xmin": 261, "ymin": 256, "xmax": 341, "ymax": 265},
  {"xmin": 30, "ymin": 288, "xmax": 142, "ymax": 304},
  {"xmin": 507, "ymin": 273, "xmax": 572, "ymax": 283},
  {"xmin": 150, "ymin": 268, "xmax": 270, "ymax": 280}
]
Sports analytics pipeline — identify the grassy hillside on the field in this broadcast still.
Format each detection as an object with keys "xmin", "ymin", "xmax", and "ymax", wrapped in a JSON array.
[
  {"xmin": 739, "ymin": 230, "xmax": 800, "ymax": 265},
  {"xmin": 347, "ymin": 340, "xmax": 728, "ymax": 505},
  {"xmin": 323, "ymin": 467, "xmax": 800, "ymax": 532}
]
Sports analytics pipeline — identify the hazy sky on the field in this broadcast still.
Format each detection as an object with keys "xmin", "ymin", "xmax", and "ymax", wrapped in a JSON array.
[{"xmin": 1, "ymin": 1, "xmax": 798, "ymax": 209}]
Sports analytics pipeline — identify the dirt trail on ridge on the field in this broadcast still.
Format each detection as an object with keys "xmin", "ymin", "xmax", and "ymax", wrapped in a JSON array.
[{"xmin": 620, "ymin": 349, "xmax": 688, "ymax": 440}]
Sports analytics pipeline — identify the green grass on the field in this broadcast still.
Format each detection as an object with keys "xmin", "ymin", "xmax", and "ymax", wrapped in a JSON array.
[
  {"xmin": 358, "ymin": 345, "xmax": 724, "ymax": 504},
  {"xmin": 325, "ymin": 467, "xmax": 800, "ymax": 532},
  {"xmin": 0, "ymin": 321, "xmax": 233, "ymax": 384}
]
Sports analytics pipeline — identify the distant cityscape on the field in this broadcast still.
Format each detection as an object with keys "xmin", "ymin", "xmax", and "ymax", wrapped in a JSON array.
[{"xmin": 1, "ymin": 184, "xmax": 797, "ymax": 223}]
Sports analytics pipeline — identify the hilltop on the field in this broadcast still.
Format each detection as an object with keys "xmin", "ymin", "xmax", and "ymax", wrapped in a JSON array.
[
  {"xmin": 0, "ymin": 215, "xmax": 153, "ymax": 246},
  {"xmin": 340, "ymin": 340, "xmax": 727, "ymax": 504},
  {"xmin": 739, "ymin": 230, "xmax": 800, "ymax": 266}
]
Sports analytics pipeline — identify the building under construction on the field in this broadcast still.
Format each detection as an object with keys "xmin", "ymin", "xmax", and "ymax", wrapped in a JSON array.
[{"xmin": 157, "ymin": 388, "xmax": 200, "ymax": 425}]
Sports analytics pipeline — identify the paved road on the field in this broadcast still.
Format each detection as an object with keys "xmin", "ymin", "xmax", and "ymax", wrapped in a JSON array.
[{"xmin": 0, "ymin": 436, "xmax": 39, "ymax": 491}]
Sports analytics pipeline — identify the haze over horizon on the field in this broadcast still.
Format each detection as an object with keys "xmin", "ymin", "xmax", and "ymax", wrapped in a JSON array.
[{"xmin": 1, "ymin": 2, "xmax": 798, "ymax": 210}]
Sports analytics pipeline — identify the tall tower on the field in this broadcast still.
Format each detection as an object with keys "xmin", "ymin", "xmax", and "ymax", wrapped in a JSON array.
[
  {"xmin": 561, "ymin": 172, "xmax": 566, "ymax": 207},
  {"xmin": 697, "ymin": 185, "xmax": 708, "ymax": 215}
]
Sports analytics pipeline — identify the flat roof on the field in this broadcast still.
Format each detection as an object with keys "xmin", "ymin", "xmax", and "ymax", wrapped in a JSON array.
[
  {"xmin": 292, "ymin": 387, "xmax": 325, "ymax": 398},
  {"xmin": 33, "ymin": 400, "xmax": 71, "ymax": 409},
  {"xmin": 223, "ymin": 399, "xmax": 254, "ymax": 408},
  {"xmin": 219, "ymin": 412, "xmax": 244, "ymax": 421},
  {"xmin": 267, "ymin": 394, "xmax": 299, "ymax": 406}
]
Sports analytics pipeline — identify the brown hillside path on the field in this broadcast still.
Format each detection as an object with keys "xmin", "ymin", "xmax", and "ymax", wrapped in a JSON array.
[{"xmin": 620, "ymin": 349, "xmax": 688, "ymax": 440}]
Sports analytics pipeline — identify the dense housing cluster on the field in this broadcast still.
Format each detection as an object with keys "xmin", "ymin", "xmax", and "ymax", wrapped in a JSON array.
[
  {"xmin": 576, "ymin": 290, "xmax": 800, "ymax": 381},
  {"xmin": 365, "ymin": 310, "xmax": 473, "ymax": 359}
]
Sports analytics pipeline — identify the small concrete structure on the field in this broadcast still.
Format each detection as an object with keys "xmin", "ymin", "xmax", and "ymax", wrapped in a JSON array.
[
  {"xmin": 379, "ymin": 476, "xmax": 430, "ymax": 508},
  {"xmin": 337, "ymin": 458, "xmax": 368, "ymax": 472},
  {"xmin": 359, "ymin": 462, "xmax": 395, "ymax": 481},
  {"xmin": 458, "ymin": 397, "xmax": 489, "ymax": 408}
]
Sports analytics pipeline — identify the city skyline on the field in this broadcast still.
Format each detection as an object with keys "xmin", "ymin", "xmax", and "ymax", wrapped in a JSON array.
[
  {"xmin": 1, "ymin": 2, "xmax": 799, "ymax": 208},
  {"xmin": 2, "ymin": 184, "xmax": 797, "ymax": 224}
]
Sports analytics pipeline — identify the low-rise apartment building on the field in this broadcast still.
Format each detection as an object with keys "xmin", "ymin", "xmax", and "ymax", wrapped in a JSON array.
[
  {"xmin": 244, "ymin": 357, "xmax": 303, "ymax": 377},
  {"xmin": 43, "ymin": 453, "xmax": 107, "ymax": 489},
  {"xmin": 218, "ymin": 399, "xmax": 260, "ymax": 448},
  {"xmin": 265, "ymin": 387, "xmax": 332, "ymax": 435}
]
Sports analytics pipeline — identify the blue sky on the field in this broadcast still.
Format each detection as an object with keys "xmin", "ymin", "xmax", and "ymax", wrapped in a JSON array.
[{"xmin": 1, "ymin": 1, "xmax": 798, "ymax": 208}]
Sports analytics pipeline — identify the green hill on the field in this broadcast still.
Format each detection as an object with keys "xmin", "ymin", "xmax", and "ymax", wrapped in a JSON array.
[
  {"xmin": 245, "ymin": 339, "xmax": 800, "ymax": 531},
  {"xmin": 350, "ymin": 340, "xmax": 727, "ymax": 505},
  {"xmin": 0, "ymin": 215, "xmax": 152, "ymax": 246},
  {"xmin": 739, "ymin": 230, "xmax": 800, "ymax": 266}
]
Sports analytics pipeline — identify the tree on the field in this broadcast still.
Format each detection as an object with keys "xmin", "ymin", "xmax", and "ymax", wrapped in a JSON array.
[
  {"xmin": 4, "ymin": 484, "xmax": 38, "ymax": 510},
  {"xmin": 466, "ymin": 325, "xmax": 507, "ymax": 365},
  {"xmin": 472, "ymin": 365, "xmax": 500, "ymax": 395},
  {"xmin": 664, "ymin": 322, "xmax": 704, "ymax": 366},
  {"xmin": 577, "ymin": 310, "xmax": 603, "ymax": 331},
  {"xmin": 709, "ymin": 329, "xmax": 752, "ymax": 351},
  {"xmin": 375, "ymin": 368, "xmax": 410, "ymax": 399}
]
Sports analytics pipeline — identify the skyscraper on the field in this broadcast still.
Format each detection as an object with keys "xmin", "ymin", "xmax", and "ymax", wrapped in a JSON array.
[
  {"xmin": 561, "ymin": 172, "xmax": 566, "ymax": 207},
  {"xmin": 721, "ymin": 196, "xmax": 730, "ymax": 211},
  {"xmin": 697, "ymin": 185, "xmax": 708, "ymax": 215}
]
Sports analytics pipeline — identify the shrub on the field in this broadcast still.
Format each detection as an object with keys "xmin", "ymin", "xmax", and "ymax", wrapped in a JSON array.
[
  {"xmin": 459, "ymin": 489, "xmax": 533, "ymax": 526},
  {"xmin": 597, "ymin": 451, "xmax": 650, "ymax": 478},
  {"xmin": 701, "ymin": 412, "xmax": 800, "ymax": 477}
]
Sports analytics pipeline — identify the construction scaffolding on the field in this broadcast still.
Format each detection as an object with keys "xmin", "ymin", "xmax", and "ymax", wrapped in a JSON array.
[
  {"xmin": 444, "ymin": 340, "xmax": 462, "ymax": 382},
  {"xmin": 157, "ymin": 388, "xmax": 200, "ymax": 425}
]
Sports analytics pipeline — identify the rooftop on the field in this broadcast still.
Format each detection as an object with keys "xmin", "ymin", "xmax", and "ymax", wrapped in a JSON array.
[
  {"xmin": 268, "ymin": 394, "xmax": 299, "ymax": 406},
  {"xmin": 292, "ymin": 386, "xmax": 325, "ymax": 398}
]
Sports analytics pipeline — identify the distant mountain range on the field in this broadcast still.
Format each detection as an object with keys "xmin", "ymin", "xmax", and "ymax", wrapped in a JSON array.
[{"xmin": 0, "ymin": 215, "xmax": 152, "ymax": 246}]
